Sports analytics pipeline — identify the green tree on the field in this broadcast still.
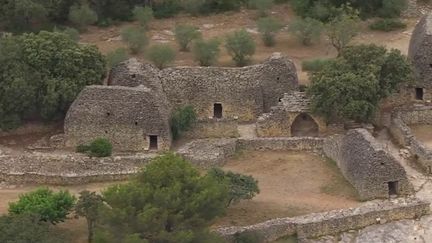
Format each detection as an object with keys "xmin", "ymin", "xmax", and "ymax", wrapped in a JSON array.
[
  {"xmin": 132, "ymin": 6, "xmax": 153, "ymax": 29},
  {"xmin": 249, "ymin": 0, "xmax": 274, "ymax": 17},
  {"xmin": 208, "ymin": 168, "xmax": 260, "ymax": 206},
  {"xmin": 96, "ymin": 153, "xmax": 228, "ymax": 243},
  {"xmin": 192, "ymin": 38, "xmax": 221, "ymax": 66},
  {"xmin": 289, "ymin": 17, "xmax": 323, "ymax": 46},
  {"xmin": 170, "ymin": 105, "xmax": 197, "ymax": 139},
  {"xmin": 307, "ymin": 44, "xmax": 413, "ymax": 122},
  {"xmin": 75, "ymin": 190, "xmax": 104, "ymax": 243},
  {"xmin": 9, "ymin": 187, "xmax": 76, "ymax": 224},
  {"xmin": 147, "ymin": 44, "xmax": 176, "ymax": 69},
  {"xmin": 257, "ymin": 17, "xmax": 283, "ymax": 46},
  {"xmin": 225, "ymin": 29, "xmax": 256, "ymax": 66},
  {"xmin": 121, "ymin": 26, "xmax": 148, "ymax": 54},
  {"xmin": 106, "ymin": 48, "xmax": 129, "ymax": 68},
  {"xmin": 174, "ymin": 24, "xmax": 202, "ymax": 51},
  {"xmin": 326, "ymin": 6, "xmax": 361, "ymax": 55},
  {"xmin": 68, "ymin": 3, "xmax": 98, "ymax": 32},
  {"xmin": 0, "ymin": 0, "xmax": 47, "ymax": 32}
]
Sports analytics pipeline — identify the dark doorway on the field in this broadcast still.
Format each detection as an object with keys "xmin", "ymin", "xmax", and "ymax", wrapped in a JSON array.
[
  {"xmin": 214, "ymin": 103, "xmax": 223, "ymax": 119},
  {"xmin": 416, "ymin": 88, "xmax": 424, "ymax": 100},
  {"xmin": 388, "ymin": 181, "xmax": 399, "ymax": 196},
  {"xmin": 149, "ymin": 135, "xmax": 158, "ymax": 150},
  {"xmin": 291, "ymin": 113, "xmax": 319, "ymax": 137}
]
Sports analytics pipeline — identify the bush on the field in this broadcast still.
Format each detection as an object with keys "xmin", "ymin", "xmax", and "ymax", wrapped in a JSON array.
[
  {"xmin": 225, "ymin": 29, "xmax": 256, "ymax": 66},
  {"xmin": 153, "ymin": 0, "xmax": 182, "ymax": 18},
  {"xmin": 170, "ymin": 105, "xmax": 197, "ymax": 139},
  {"xmin": 289, "ymin": 17, "xmax": 323, "ymax": 46},
  {"xmin": 132, "ymin": 6, "xmax": 153, "ymax": 28},
  {"xmin": 96, "ymin": 153, "xmax": 229, "ymax": 242},
  {"xmin": 62, "ymin": 27, "xmax": 80, "ymax": 42},
  {"xmin": 302, "ymin": 58, "xmax": 332, "ymax": 72},
  {"xmin": 378, "ymin": 0, "xmax": 408, "ymax": 18},
  {"xmin": 257, "ymin": 17, "xmax": 283, "ymax": 46},
  {"xmin": 174, "ymin": 24, "xmax": 202, "ymax": 51},
  {"xmin": 233, "ymin": 231, "xmax": 264, "ymax": 243},
  {"xmin": 106, "ymin": 48, "xmax": 129, "ymax": 68},
  {"xmin": 193, "ymin": 38, "xmax": 221, "ymax": 66},
  {"xmin": 68, "ymin": 3, "xmax": 98, "ymax": 32},
  {"xmin": 147, "ymin": 44, "xmax": 176, "ymax": 69},
  {"xmin": 249, "ymin": 0, "xmax": 274, "ymax": 17},
  {"xmin": 121, "ymin": 26, "xmax": 148, "ymax": 54},
  {"xmin": 369, "ymin": 18, "xmax": 407, "ymax": 32},
  {"xmin": 183, "ymin": 0, "xmax": 243, "ymax": 16},
  {"xmin": 9, "ymin": 188, "xmax": 76, "ymax": 224},
  {"xmin": 208, "ymin": 168, "xmax": 260, "ymax": 206},
  {"xmin": 89, "ymin": 138, "xmax": 112, "ymax": 157}
]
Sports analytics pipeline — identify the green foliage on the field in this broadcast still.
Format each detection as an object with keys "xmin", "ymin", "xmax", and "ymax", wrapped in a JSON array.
[
  {"xmin": 289, "ymin": 17, "xmax": 323, "ymax": 46},
  {"xmin": 96, "ymin": 153, "xmax": 229, "ymax": 243},
  {"xmin": 0, "ymin": 214, "xmax": 61, "ymax": 243},
  {"xmin": 225, "ymin": 29, "xmax": 256, "ymax": 66},
  {"xmin": 153, "ymin": 0, "xmax": 182, "ymax": 18},
  {"xmin": 170, "ymin": 105, "xmax": 197, "ymax": 139},
  {"xmin": 208, "ymin": 168, "xmax": 260, "ymax": 206},
  {"xmin": 68, "ymin": 3, "xmax": 98, "ymax": 32},
  {"xmin": 307, "ymin": 44, "xmax": 413, "ymax": 122},
  {"xmin": 182, "ymin": 0, "xmax": 243, "ymax": 16},
  {"xmin": 378, "ymin": 0, "xmax": 408, "ymax": 18},
  {"xmin": 62, "ymin": 27, "xmax": 80, "ymax": 41},
  {"xmin": 326, "ymin": 6, "xmax": 361, "ymax": 55},
  {"xmin": 233, "ymin": 231, "xmax": 265, "ymax": 243},
  {"xmin": 369, "ymin": 18, "xmax": 407, "ymax": 32},
  {"xmin": 249, "ymin": 0, "xmax": 274, "ymax": 17},
  {"xmin": 89, "ymin": 138, "xmax": 112, "ymax": 157},
  {"xmin": 174, "ymin": 24, "xmax": 202, "ymax": 51},
  {"xmin": 76, "ymin": 144, "xmax": 91, "ymax": 153},
  {"xmin": 121, "ymin": 26, "xmax": 148, "ymax": 54},
  {"xmin": 106, "ymin": 48, "xmax": 129, "ymax": 68},
  {"xmin": 257, "ymin": 17, "xmax": 283, "ymax": 46},
  {"xmin": 9, "ymin": 187, "xmax": 76, "ymax": 224},
  {"xmin": 147, "ymin": 44, "xmax": 176, "ymax": 69},
  {"xmin": 193, "ymin": 38, "xmax": 221, "ymax": 66},
  {"xmin": 75, "ymin": 190, "xmax": 104, "ymax": 243},
  {"xmin": 301, "ymin": 58, "xmax": 332, "ymax": 72},
  {"xmin": 133, "ymin": 6, "xmax": 153, "ymax": 29},
  {"xmin": 0, "ymin": 0, "xmax": 48, "ymax": 32},
  {"xmin": 0, "ymin": 31, "xmax": 105, "ymax": 130}
]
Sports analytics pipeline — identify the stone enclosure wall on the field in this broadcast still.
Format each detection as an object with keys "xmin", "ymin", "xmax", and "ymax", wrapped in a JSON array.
[
  {"xmin": 216, "ymin": 198, "xmax": 429, "ymax": 242},
  {"xmin": 324, "ymin": 129, "xmax": 413, "ymax": 200}
]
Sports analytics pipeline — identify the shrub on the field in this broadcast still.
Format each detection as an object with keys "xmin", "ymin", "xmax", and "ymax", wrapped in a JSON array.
[
  {"xmin": 89, "ymin": 138, "xmax": 112, "ymax": 157},
  {"xmin": 233, "ymin": 231, "xmax": 264, "ymax": 243},
  {"xmin": 62, "ymin": 27, "xmax": 80, "ymax": 42},
  {"xmin": 132, "ymin": 6, "xmax": 153, "ymax": 28},
  {"xmin": 302, "ymin": 58, "xmax": 332, "ymax": 72},
  {"xmin": 147, "ymin": 44, "xmax": 176, "ymax": 69},
  {"xmin": 153, "ymin": 0, "xmax": 182, "ymax": 18},
  {"xmin": 9, "ymin": 188, "xmax": 76, "ymax": 224},
  {"xmin": 121, "ymin": 26, "xmax": 148, "ymax": 54},
  {"xmin": 68, "ymin": 3, "xmax": 98, "ymax": 32},
  {"xmin": 225, "ymin": 29, "xmax": 256, "ymax": 66},
  {"xmin": 257, "ymin": 17, "xmax": 283, "ymax": 46},
  {"xmin": 96, "ymin": 153, "xmax": 228, "ymax": 242},
  {"xmin": 170, "ymin": 105, "xmax": 197, "ymax": 139},
  {"xmin": 289, "ymin": 17, "xmax": 323, "ymax": 46},
  {"xmin": 369, "ymin": 18, "xmax": 407, "ymax": 32},
  {"xmin": 174, "ymin": 24, "xmax": 202, "ymax": 51},
  {"xmin": 378, "ymin": 0, "xmax": 408, "ymax": 18},
  {"xmin": 249, "ymin": 0, "xmax": 274, "ymax": 17},
  {"xmin": 106, "ymin": 48, "xmax": 129, "ymax": 68},
  {"xmin": 183, "ymin": 0, "xmax": 243, "ymax": 16},
  {"xmin": 193, "ymin": 38, "xmax": 221, "ymax": 66},
  {"xmin": 76, "ymin": 144, "xmax": 90, "ymax": 153},
  {"xmin": 208, "ymin": 168, "xmax": 260, "ymax": 206}
]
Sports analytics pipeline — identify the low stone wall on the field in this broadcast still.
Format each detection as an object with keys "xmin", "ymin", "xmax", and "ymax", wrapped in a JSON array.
[
  {"xmin": 323, "ymin": 129, "xmax": 413, "ymax": 200},
  {"xmin": 237, "ymin": 137, "xmax": 324, "ymax": 152},
  {"xmin": 183, "ymin": 120, "xmax": 239, "ymax": 139},
  {"xmin": 216, "ymin": 198, "xmax": 430, "ymax": 242}
]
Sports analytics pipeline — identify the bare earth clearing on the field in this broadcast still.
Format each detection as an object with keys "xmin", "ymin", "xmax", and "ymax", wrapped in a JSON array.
[{"xmin": 410, "ymin": 124, "xmax": 432, "ymax": 148}]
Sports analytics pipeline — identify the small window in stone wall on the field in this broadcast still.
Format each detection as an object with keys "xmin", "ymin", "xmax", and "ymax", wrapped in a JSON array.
[
  {"xmin": 149, "ymin": 135, "xmax": 158, "ymax": 150},
  {"xmin": 214, "ymin": 103, "xmax": 223, "ymax": 119},
  {"xmin": 416, "ymin": 88, "xmax": 424, "ymax": 100},
  {"xmin": 388, "ymin": 181, "xmax": 399, "ymax": 196}
]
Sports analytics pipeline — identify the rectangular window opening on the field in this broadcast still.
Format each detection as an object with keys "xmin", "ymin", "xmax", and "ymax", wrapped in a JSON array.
[
  {"xmin": 388, "ymin": 181, "xmax": 399, "ymax": 196},
  {"xmin": 416, "ymin": 88, "xmax": 424, "ymax": 100},
  {"xmin": 213, "ymin": 103, "xmax": 223, "ymax": 119},
  {"xmin": 149, "ymin": 135, "xmax": 158, "ymax": 150}
]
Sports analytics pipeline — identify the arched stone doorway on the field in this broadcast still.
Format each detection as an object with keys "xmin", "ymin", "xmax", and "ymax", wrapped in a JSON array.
[{"xmin": 291, "ymin": 113, "xmax": 319, "ymax": 137}]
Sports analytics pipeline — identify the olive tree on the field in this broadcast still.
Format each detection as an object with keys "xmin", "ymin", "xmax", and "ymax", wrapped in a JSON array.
[
  {"xmin": 225, "ymin": 29, "xmax": 256, "ymax": 66},
  {"xmin": 257, "ymin": 17, "xmax": 283, "ymax": 46},
  {"xmin": 174, "ymin": 24, "xmax": 202, "ymax": 51}
]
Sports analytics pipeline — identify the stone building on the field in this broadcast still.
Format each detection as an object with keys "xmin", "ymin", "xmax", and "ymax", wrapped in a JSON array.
[
  {"xmin": 409, "ymin": 13, "xmax": 432, "ymax": 102},
  {"xmin": 324, "ymin": 129, "xmax": 413, "ymax": 200},
  {"xmin": 108, "ymin": 53, "xmax": 298, "ymax": 122},
  {"xmin": 64, "ymin": 85, "xmax": 171, "ymax": 152},
  {"xmin": 256, "ymin": 91, "xmax": 327, "ymax": 137}
]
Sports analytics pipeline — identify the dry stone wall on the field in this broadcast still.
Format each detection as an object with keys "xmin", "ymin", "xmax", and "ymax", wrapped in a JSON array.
[
  {"xmin": 216, "ymin": 198, "xmax": 429, "ymax": 242},
  {"xmin": 324, "ymin": 129, "xmax": 413, "ymax": 200}
]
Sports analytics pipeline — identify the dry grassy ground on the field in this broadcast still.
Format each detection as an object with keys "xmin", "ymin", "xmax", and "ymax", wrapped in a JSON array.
[{"xmin": 410, "ymin": 124, "xmax": 432, "ymax": 149}]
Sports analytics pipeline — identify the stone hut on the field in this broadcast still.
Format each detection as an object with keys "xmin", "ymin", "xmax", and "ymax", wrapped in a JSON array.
[
  {"xmin": 64, "ymin": 85, "xmax": 171, "ymax": 152},
  {"xmin": 107, "ymin": 53, "xmax": 298, "ymax": 122},
  {"xmin": 409, "ymin": 13, "xmax": 432, "ymax": 101},
  {"xmin": 324, "ymin": 129, "xmax": 413, "ymax": 200},
  {"xmin": 256, "ymin": 91, "xmax": 326, "ymax": 137}
]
